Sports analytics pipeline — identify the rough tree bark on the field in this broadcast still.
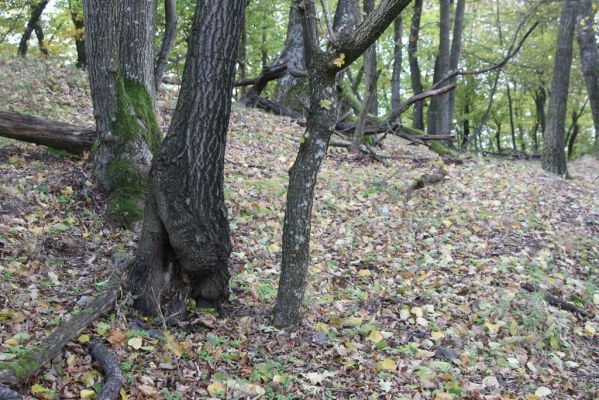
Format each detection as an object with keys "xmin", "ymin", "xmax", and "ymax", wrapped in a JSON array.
[
  {"xmin": 443, "ymin": 0, "xmax": 465, "ymax": 137},
  {"xmin": 576, "ymin": 0, "xmax": 599, "ymax": 157},
  {"xmin": 154, "ymin": 0, "xmax": 178, "ymax": 91},
  {"xmin": 128, "ymin": 0, "xmax": 246, "ymax": 322},
  {"xmin": 407, "ymin": 0, "xmax": 424, "ymax": 130},
  {"xmin": 274, "ymin": 0, "xmax": 412, "ymax": 328},
  {"xmin": 17, "ymin": 0, "xmax": 49, "ymax": 58},
  {"xmin": 543, "ymin": 0, "xmax": 579, "ymax": 175},
  {"xmin": 68, "ymin": 0, "xmax": 87, "ymax": 69},
  {"xmin": 84, "ymin": 0, "xmax": 162, "ymax": 226},
  {"xmin": 363, "ymin": 0, "xmax": 378, "ymax": 115}
]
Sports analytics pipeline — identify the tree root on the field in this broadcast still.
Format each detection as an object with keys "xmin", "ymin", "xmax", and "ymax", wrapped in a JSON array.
[
  {"xmin": 0, "ymin": 259, "xmax": 125, "ymax": 387},
  {"xmin": 521, "ymin": 283, "xmax": 593, "ymax": 319},
  {"xmin": 91, "ymin": 344, "xmax": 124, "ymax": 400}
]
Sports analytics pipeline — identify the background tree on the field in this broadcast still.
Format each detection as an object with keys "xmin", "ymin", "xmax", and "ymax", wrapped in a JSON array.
[{"xmin": 17, "ymin": 0, "xmax": 49, "ymax": 57}]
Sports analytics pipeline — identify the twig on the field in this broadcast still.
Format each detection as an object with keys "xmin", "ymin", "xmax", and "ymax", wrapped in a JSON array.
[
  {"xmin": 91, "ymin": 344, "xmax": 124, "ymax": 400},
  {"xmin": 521, "ymin": 283, "xmax": 593, "ymax": 319}
]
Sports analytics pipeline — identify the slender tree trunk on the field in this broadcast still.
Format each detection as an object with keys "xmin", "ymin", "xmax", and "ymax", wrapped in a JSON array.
[
  {"xmin": 576, "ymin": 0, "xmax": 599, "ymax": 157},
  {"xmin": 154, "ymin": 0, "xmax": 178, "ymax": 90},
  {"xmin": 68, "ymin": 0, "xmax": 86, "ymax": 68},
  {"xmin": 462, "ymin": 99, "xmax": 471, "ymax": 147},
  {"xmin": 543, "ymin": 0, "xmax": 579, "ymax": 175},
  {"xmin": 33, "ymin": 22, "xmax": 48, "ymax": 56},
  {"xmin": 506, "ymin": 81, "xmax": 517, "ymax": 151},
  {"xmin": 274, "ymin": 0, "xmax": 411, "ymax": 328},
  {"xmin": 84, "ymin": 0, "xmax": 162, "ymax": 226},
  {"xmin": 495, "ymin": 121, "xmax": 502, "ymax": 153},
  {"xmin": 363, "ymin": 0, "xmax": 378, "ymax": 115},
  {"xmin": 17, "ymin": 0, "xmax": 49, "ymax": 58},
  {"xmin": 428, "ymin": 0, "xmax": 451, "ymax": 135},
  {"xmin": 391, "ymin": 15, "xmax": 402, "ymax": 112},
  {"xmin": 261, "ymin": 6, "xmax": 268, "ymax": 70},
  {"xmin": 567, "ymin": 109, "xmax": 580, "ymax": 160},
  {"xmin": 408, "ymin": 0, "xmax": 424, "ymax": 130},
  {"xmin": 238, "ymin": 9, "xmax": 247, "ymax": 97},
  {"xmin": 444, "ymin": 0, "xmax": 466, "ymax": 136},
  {"xmin": 128, "ymin": 0, "xmax": 246, "ymax": 321},
  {"xmin": 533, "ymin": 86, "xmax": 546, "ymax": 155}
]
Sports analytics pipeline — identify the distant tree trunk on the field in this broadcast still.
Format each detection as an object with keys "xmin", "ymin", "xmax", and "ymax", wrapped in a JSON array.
[
  {"xmin": 495, "ymin": 120, "xmax": 502, "ymax": 153},
  {"xmin": 576, "ymin": 0, "xmax": 599, "ymax": 157},
  {"xmin": 261, "ymin": 6, "xmax": 268, "ymax": 70},
  {"xmin": 84, "ymin": 0, "xmax": 162, "ymax": 226},
  {"xmin": 506, "ymin": 81, "xmax": 517, "ymax": 151},
  {"xmin": 462, "ymin": 97, "xmax": 470, "ymax": 147},
  {"xmin": 391, "ymin": 15, "xmax": 402, "ymax": 112},
  {"xmin": 543, "ymin": 0, "xmax": 579, "ymax": 175},
  {"xmin": 444, "ymin": 0, "xmax": 465, "ymax": 137},
  {"xmin": 68, "ymin": 0, "xmax": 86, "ymax": 69},
  {"xmin": 238, "ymin": 7, "xmax": 247, "ymax": 97},
  {"xmin": 567, "ymin": 109, "xmax": 581, "ymax": 160},
  {"xmin": 275, "ymin": 4, "xmax": 307, "ymax": 111},
  {"xmin": 428, "ymin": 0, "xmax": 451, "ymax": 135},
  {"xmin": 533, "ymin": 86, "xmax": 546, "ymax": 155},
  {"xmin": 128, "ymin": 0, "xmax": 246, "ymax": 321},
  {"xmin": 363, "ymin": 0, "xmax": 378, "ymax": 115},
  {"xmin": 33, "ymin": 22, "xmax": 48, "ymax": 56},
  {"xmin": 408, "ymin": 0, "xmax": 424, "ymax": 130},
  {"xmin": 154, "ymin": 0, "xmax": 178, "ymax": 90},
  {"xmin": 274, "ymin": 0, "xmax": 411, "ymax": 329},
  {"xmin": 17, "ymin": 0, "xmax": 49, "ymax": 58}
]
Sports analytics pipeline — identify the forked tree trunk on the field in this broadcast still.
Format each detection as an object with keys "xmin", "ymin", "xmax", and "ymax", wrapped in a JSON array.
[
  {"xmin": 408, "ymin": 0, "xmax": 424, "ymax": 130},
  {"xmin": 128, "ymin": 0, "xmax": 246, "ymax": 322},
  {"xmin": 17, "ymin": 0, "xmax": 49, "ymax": 57},
  {"xmin": 543, "ymin": 0, "xmax": 579, "ymax": 175},
  {"xmin": 576, "ymin": 0, "xmax": 599, "ymax": 157},
  {"xmin": 274, "ymin": 0, "xmax": 411, "ymax": 328},
  {"xmin": 84, "ymin": 0, "xmax": 162, "ymax": 226}
]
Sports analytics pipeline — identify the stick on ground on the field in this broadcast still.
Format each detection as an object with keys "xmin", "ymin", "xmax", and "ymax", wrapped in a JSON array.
[{"xmin": 91, "ymin": 344, "xmax": 124, "ymax": 400}]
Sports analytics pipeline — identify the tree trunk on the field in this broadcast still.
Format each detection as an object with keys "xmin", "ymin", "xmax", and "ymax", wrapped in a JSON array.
[
  {"xmin": 428, "ymin": 0, "xmax": 451, "ymax": 135},
  {"xmin": 154, "ymin": 0, "xmax": 178, "ymax": 91},
  {"xmin": 408, "ymin": 0, "xmax": 424, "ymax": 130},
  {"xmin": 567, "ymin": 109, "xmax": 580, "ymax": 160},
  {"xmin": 543, "ymin": 0, "xmax": 579, "ymax": 175},
  {"xmin": 17, "ymin": 0, "xmax": 48, "ymax": 58},
  {"xmin": 363, "ymin": 0, "xmax": 378, "ymax": 115},
  {"xmin": 274, "ymin": 0, "xmax": 411, "ymax": 328},
  {"xmin": 275, "ymin": 4, "xmax": 308, "ymax": 112},
  {"xmin": 68, "ymin": 0, "xmax": 87, "ymax": 69},
  {"xmin": 533, "ymin": 86, "xmax": 546, "ymax": 155},
  {"xmin": 506, "ymin": 81, "xmax": 517, "ymax": 151},
  {"xmin": 333, "ymin": 0, "xmax": 360, "ymax": 117},
  {"xmin": 444, "ymin": 0, "xmax": 465, "ymax": 137},
  {"xmin": 0, "ymin": 111, "xmax": 94, "ymax": 154},
  {"xmin": 462, "ymin": 97, "xmax": 470, "ymax": 147},
  {"xmin": 84, "ymin": 0, "xmax": 162, "ymax": 226},
  {"xmin": 33, "ymin": 22, "xmax": 48, "ymax": 56},
  {"xmin": 128, "ymin": 0, "xmax": 246, "ymax": 322},
  {"xmin": 576, "ymin": 0, "xmax": 599, "ymax": 157},
  {"xmin": 495, "ymin": 120, "xmax": 502, "ymax": 153},
  {"xmin": 391, "ymin": 14, "xmax": 402, "ymax": 112},
  {"xmin": 238, "ymin": 7, "xmax": 247, "ymax": 97}
]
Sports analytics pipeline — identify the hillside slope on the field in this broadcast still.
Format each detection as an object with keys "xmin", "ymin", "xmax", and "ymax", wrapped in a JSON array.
[{"xmin": 0, "ymin": 57, "xmax": 598, "ymax": 399}]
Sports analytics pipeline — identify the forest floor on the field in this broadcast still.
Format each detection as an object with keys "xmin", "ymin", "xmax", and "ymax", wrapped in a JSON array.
[{"xmin": 0, "ymin": 58, "xmax": 598, "ymax": 400}]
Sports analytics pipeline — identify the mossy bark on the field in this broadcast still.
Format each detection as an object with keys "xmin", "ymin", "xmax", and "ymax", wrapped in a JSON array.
[{"xmin": 401, "ymin": 125, "xmax": 456, "ymax": 157}]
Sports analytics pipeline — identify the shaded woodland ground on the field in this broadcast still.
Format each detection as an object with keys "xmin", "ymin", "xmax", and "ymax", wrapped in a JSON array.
[{"xmin": 0, "ymin": 58, "xmax": 598, "ymax": 399}]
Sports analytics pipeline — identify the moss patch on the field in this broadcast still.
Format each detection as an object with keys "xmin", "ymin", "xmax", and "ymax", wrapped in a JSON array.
[
  {"xmin": 0, "ymin": 350, "xmax": 40, "ymax": 383},
  {"xmin": 105, "ymin": 158, "xmax": 147, "ymax": 226}
]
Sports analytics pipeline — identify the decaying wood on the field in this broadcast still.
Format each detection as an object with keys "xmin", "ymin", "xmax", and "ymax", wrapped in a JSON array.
[
  {"xmin": 521, "ymin": 283, "xmax": 593, "ymax": 319},
  {"xmin": 0, "ymin": 261, "xmax": 124, "ymax": 386},
  {"xmin": 0, "ymin": 111, "xmax": 95, "ymax": 154},
  {"xmin": 0, "ymin": 384, "xmax": 19, "ymax": 400},
  {"xmin": 91, "ymin": 344, "xmax": 124, "ymax": 400},
  {"xmin": 405, "ymin": 167, "xmax": 448, "ymax": 201}
]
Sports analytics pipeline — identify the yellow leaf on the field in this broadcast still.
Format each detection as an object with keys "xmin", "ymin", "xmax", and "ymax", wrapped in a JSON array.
[
  {"xmin": 584, "ymin": 324, "xmax": 596, "ymax": 336},
  {"xmin": 315, "ymin": 322, "xmax": 329, "ymax": 333},
  {"xmin": 399, "ymin": 308, "xmax": 410, "ymax": 320},
  {"xmin": 358, "ymin": 269, "xmax": 371, "ymax": 277},
  {"xmin": 376, "ymin": 358, "xmax": 397, "ymax": 371},
  {"xmin": 119, "ymin": 388, "xmax": 129, "ymax": 400},
  {"xmin": 333, "ymin": 53, "xmax": 346, "ymax": 67},
  {"xmin": 78, "ymin": 334, "xmax": 90, "ymax": 344},
  {"xmin": 342, "ymin": 316, "xmax": 363, "ymax": 327},
  {"xmin": 431, "ymin": 331, "xmax": 445, "ymax": 341},
  {"xmin": 80, "ymin": 389, "xmax": 96, "ymax": 399},
  {"xmin": 163, "ymin": 331, "xmax": 182, "ymax": 357},
  {"xmin": 5, "ymin": 338, "xmax": 17, "ymax": 346},
  {"xmin": 367, "ymin": 330, "xmax": 383, "ymax": 343},
  {"xmin": 411, "ymin": 306, "xmax": 423, "ymax": 318},
  {"xmin": 127, "ymin": 337, "xmax": 143, "ymax": 349},
  {"xmin": 534, "ymin": 386, "xmax": 552, "ymax": 397},
  {"xmin": 320, "ymin": 99, "xmax": 333, "ymax": 110},
  {"xmin": 207, "ymin": 381, "xmax": 226, "ymax": 396}
]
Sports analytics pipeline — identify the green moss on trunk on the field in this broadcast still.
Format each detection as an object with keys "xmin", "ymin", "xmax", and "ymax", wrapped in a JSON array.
[{"xmin": 401, "ymin": 126, "xmax": 456, "ymax": 157}]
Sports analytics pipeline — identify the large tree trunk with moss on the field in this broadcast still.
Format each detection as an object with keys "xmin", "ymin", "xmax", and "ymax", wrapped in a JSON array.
[
  {"xmin": 17, "ymin": 0, "xmax": 48, "ymax": 58},
  {"xmin": 274, "ymin": 0, "xmax": 411, "ymax": 329},
  {"xmin": 275, "ymin": 4, "xmax": 308, "ymax": 111},
  {"xmin": 542, "ymin": 0, "xmax": 579, "ymax": 175},
  {"xmin": 408, "ymin": 0, "xmax": 424, "ymax": 131},
  {"xmin": 84, "ymin": 0, "xmax": 162, "ymax": 226},
  {"xmin": 128, "ymin": 0, "xmax": 246, "ymax": 322},
  {"xmin": 576, "ymin": 0, "xmax": 599, "ymax": 157}
]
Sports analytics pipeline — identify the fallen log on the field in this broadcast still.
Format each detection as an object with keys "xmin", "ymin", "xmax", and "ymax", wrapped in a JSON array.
[
  {"xmin": 0, "ymin": 259, "xmax": 125, "ymax": 386},
  {"xmin": 406, "ymin": 167, "xmax": 448, "ymax": 200},
  {"xmin": 521, "ymin": 283, "xmax": 593, "ymax": 319},
  {"xmin": 0, "ymin": 111, "xmax": 95, "ymax": 154},
  {"xmin": 91, "ymin": 344, "xmax": 124, "ymax": 400}
]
